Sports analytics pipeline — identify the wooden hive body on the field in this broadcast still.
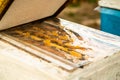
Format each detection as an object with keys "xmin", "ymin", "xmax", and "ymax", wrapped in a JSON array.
[{"xmin": 0, "ymin": 19, "xmax": 120, "ymax": 80}]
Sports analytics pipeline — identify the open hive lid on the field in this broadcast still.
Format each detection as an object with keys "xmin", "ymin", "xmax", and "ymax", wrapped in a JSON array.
[
  {"xmin": 99, "ymin": 0, "xmax": 120, "ymax": 10},
  {"xmin": 0, "ymin": 0, "xmax": 70, "ymax": 30}
]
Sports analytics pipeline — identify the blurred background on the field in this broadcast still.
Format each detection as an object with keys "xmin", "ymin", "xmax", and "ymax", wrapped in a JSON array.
[{"xmin": 58, "ymin": 0, "xmax": 100, "ymax": 29}]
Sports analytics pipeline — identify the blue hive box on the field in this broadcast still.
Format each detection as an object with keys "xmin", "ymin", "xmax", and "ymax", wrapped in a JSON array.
[{"xmin": 100, "ymin": 7, "xmax": 120, "ymax": 36}]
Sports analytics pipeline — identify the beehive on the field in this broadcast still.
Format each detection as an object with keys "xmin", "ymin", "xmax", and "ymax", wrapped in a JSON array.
[
  {"xmin": 0, "ymin": 18, "xmax": 120, "ymax": 80},
  {"xmin": 99, "ymin": 0, "xmax": 120, "ymax": 36}
]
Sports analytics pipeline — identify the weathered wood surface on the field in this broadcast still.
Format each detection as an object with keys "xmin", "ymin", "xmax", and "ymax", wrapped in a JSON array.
[
  {"xmin": 69, "ymin": 52, "xmax": 120, "ymax": 80},
  {"xmin": 0, "ymin": 53, "xmax": 59, "ymax": 80},
  {"xmin": 0, "ymin": 39, "xmax": 67, "ymax": 80}
]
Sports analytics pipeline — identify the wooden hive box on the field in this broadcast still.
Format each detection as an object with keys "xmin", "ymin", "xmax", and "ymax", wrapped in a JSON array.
[
  {"xmin": 99, "ymin": 0, "xmax": 120, "ymax": 36},
  {"xmin": 0, "ymin": 18, "xmax": 120, "ymax": 80}
]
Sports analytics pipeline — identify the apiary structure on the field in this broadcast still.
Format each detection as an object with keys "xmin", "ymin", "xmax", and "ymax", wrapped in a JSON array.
[{"xmin": 0, "ymin": 18, "xmax": 120, "ymax": 80}]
